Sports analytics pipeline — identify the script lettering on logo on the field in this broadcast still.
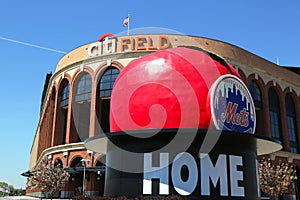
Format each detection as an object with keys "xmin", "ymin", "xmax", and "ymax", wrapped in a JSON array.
[{"xmin": 221, "ymin": 102, "xmax": 249, "ymax": 127}]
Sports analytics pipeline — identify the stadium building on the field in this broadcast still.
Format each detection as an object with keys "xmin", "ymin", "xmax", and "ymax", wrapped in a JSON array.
[{"xmin": 25, "ymin": 33, "xmax": 300, "ymax": 199}]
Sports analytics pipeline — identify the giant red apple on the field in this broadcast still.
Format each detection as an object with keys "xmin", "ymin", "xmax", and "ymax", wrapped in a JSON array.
[{"xmin": 110, "ymin": 47, "xmax": 240, "ymax": 132}]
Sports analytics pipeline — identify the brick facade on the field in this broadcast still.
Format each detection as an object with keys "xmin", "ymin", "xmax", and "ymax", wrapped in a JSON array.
[{"xmin": 28, "ymin": 34, "xmax": 300, "ymax": 198}]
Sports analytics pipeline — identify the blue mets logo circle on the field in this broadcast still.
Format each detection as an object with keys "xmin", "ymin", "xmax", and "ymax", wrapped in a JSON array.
[{"xmin": 210, "ymin": 74, "xmax": 256, "ymax": 134}]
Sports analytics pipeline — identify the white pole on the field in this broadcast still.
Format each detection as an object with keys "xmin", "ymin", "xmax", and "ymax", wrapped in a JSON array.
[
  {"xmin": 127, "ymin": 12, "xmax": 130, "ymax": 36},
  {"xmin": 82, "ymin": 160, "xmax": 86, "ymax": 196}
]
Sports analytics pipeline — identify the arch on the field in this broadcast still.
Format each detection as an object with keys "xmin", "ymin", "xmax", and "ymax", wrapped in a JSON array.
[
  {"xmin": 247, "ymin": 74, "xmax": 265, "ymax": 88},
  {"xmin": 69, "ymin": 156, "xmax": 84, "ymax": 196},
  {"xmin": 74, "ymin": 72, "xmax": 92, "ymax": 103},
  {"xmin": 70, "ymin": 66, "xmax": 94, "ymax": 89},
  {"xmin": 95, "ymin": 65, "xmax": 121, "ymax": 134},
  {"xmin": 268, "ymin": 86, "xmax": 282, "ymax": 143},
  {"xmin": 249, "ymin": 80, "xmax": 262, "ymax": 109},
  {"xmin": 285, "ymin": 93, "xmax": 298, "ymax": 153},
  {"xmin": 70, "ymin": 71, "xmax": 93, "ymax": 142},
  {"xmin": 57, "ymin": 72, "xmax": 72, "ymax": 87},
  {"xmin": 60, "ymin": 80, "xmax": 70, "ymax": 108},
  {"xmin": 53, "ymin": 78, "xmax": 70, "ymax": 146},
  {"xmin": 50, "ymin": 86, "xmax": 56, "ymax": 103},
  {"xmin": 283, "ymin": 87, "xmax": 299, "ymax": 131},
  {"xmin": 283, "ymin": 87, "xmax": 298, "ymax": 105},
  {"xmin": 99, "ymin": 67, "xmax": 120, "ymax": 98},
  {"xmin": 54, "ymin": 158, "xmax": 63, "ymax": 168},
  {"xmin": 237, "ymin": 68, "xmax": 247, "ymax": 84},
  {"xmin": 248, "ymin": 79, "xmax": 263, "ymax": 135},
  {"xmin": 47, "ymin": 86, "xmax": 56, "ymax": 150},
  {"xmin": 95, "ymin": 61, "xmax": 124, "ymax": 83},
  {"xmin": 266, "ymin": 80, "xmax": 283, "ymax": 95},
  {"xmin": 246, "ymin": 77, "xmax": 269, "ymax": 137},
  {"xmin": 69, "ymin": 156, "xmax": 83, "ymax": 168},
  {"xmin": 51, "ymin": 82, "xmax": 58, "ymax": 96}
]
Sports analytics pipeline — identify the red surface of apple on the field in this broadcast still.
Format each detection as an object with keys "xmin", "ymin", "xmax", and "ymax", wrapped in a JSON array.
[{"xmin": 110, "ymin": 47, "xmax": 240, "ymax": 132}]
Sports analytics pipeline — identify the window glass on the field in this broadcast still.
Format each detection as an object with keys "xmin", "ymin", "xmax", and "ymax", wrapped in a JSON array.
[
  {"xmin": 99, "ymin": 68, "xmax": 120, "ymax": 98},
  {"xmin": 268, "ymin": 87, "xmax": 282, "ymax": 143},
  {"xmin": 286, "ymin": 94, "xmax": 298, "ymax": 153},
  {"xmin": 60, "ymin": 81, "xmax": 70, "ymax": 108},
  {"xmin": 249, "ymin": 80, "xmax": 262, "ymax": 109},
  {"xmin": 75, "ymin": 73, "xmax": 92, "ymax": 102}
]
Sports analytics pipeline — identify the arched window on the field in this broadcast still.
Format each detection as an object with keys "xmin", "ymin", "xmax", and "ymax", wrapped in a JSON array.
[
  {"xmin": 98, "ymin": 67, "xmax": 120, "ymax": 133},
  {"xmin": 69, "ymin": 156, "xmax": 84, "ymax": 195},
  {"xmin": 54, "ymin": 159, "xmax": 63, "ymax": 168},
  {"xmin": 75, "ymin": 73, "xmax": 92, "ymax": 102},
  {"xmin": 268, "ymin": 87, "xmax": 282, "ymax": 143},
  {"xmin": 249, "ymin": 80, "xmax": 263, "ymax": 135},
  {"xmin": 72, "ymin": 73, "xmax": 92, "ymax": 142},
  {"xmin": 60, "ymin": 81, "xmax": 70, "ymax": 108},
  {"xmin": 249, "ymin": 80, "xmax": 262, "ymax": 109},
  {"xmin": 70, "ymin": 157, "xmax": 83, "ymax": 168},
  {"xmin": 99, "ymin": 68, "xmax": 120, "ymax": 98},
  {"xmin": 54, "ymin": 80, "xmax": 70, "ymax": 145},
  {"xmin": 286, "ymin": 94, "xmax": 298, "ymax": 153}
]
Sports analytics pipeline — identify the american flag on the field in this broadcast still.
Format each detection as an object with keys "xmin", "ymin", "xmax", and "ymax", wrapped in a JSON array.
[{"xmin": 123, "ymin": 16, "xmax": 129, "ymax": 27}]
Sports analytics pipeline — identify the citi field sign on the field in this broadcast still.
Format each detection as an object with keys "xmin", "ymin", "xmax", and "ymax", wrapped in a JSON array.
[{"xmin": 87, "ymin": 33, "xmax": 171, "ymax": 57}]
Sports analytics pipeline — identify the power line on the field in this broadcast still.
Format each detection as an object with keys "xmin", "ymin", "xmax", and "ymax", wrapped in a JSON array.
[{"xmin": 0, "ymin": 36, "xmax": 66, "ymax": 54}]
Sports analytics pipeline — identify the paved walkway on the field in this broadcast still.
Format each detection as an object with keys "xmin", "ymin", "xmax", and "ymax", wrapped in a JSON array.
[
  {"xmin": 0, "ymin": 197, "xmax": 71, "ymax": 200},
  {"xmin": 0, "ymin": 197, "xmax": 40, "ymax": 200}
]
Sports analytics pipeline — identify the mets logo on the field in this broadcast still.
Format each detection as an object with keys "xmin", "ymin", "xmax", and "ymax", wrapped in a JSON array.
[{"xmin": 210, "ymin": 74, "xmax": 256, "ymax": 133}]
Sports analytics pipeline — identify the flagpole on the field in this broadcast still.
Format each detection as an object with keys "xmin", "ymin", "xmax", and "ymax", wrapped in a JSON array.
[{"xmin": 127, "ymin": 12, "xmax": 130, "ymax": 36}]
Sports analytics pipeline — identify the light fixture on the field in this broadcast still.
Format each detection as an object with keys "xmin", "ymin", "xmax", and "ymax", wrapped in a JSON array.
[
  {"xmin": 63, "ymin": 151, "xmax": 68, "ymax": 158},
  {"xmin": 87, "ymin": 150, "xmax": 93, "ymax": 157}
]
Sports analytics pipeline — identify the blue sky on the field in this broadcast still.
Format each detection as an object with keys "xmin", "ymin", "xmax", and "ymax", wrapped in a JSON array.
[{"xmin": 0, "ymin": 0, "xmax": 299, "ymax": 188}]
